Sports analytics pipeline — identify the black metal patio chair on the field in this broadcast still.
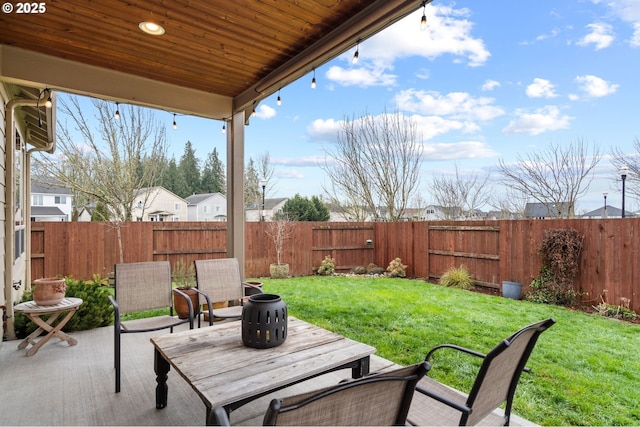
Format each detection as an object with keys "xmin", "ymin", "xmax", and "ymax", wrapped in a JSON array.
[{"xmin": 408, "ymin": 318, "xmax": 556, "ymax": 426}]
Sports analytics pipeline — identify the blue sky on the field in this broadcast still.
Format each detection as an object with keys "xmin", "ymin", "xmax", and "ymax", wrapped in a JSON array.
[{"xmin": 70, "ymin": 0, "xmax": 640, "ymax": 213}]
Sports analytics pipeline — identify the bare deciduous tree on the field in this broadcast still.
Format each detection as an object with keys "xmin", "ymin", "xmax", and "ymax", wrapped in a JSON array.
[
  {"xmin": 429, "ymin": 165, "xmax": 493, "ymax": 220},
  {"xmin": 33, "ymin": 95, "xmax": 167, "ymax": 261},
  {"xmin": 490, "ymin": 187, "xmax": 530, "ymax": 219},
  {"xmin": 497, "ymin": 140, "xmax": 601, "ymax": 218},
  {"xmin": 610, "ymin": 137, "xmax": 640, "ymax": 203},
  {"xmin": 322, "ymin": 110, "xmax": 423, "ymax": 221},
  {"xmin": 257, "ymin": 151, "xmax": 277, "ymax": 198}
]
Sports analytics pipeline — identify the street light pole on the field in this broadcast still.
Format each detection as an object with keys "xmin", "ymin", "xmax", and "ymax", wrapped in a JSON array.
[
  {"xmin": 603, "ymin": 192, "xmax": 608, "ymax": 219},
  {"xmin": 260, "ymin": 178, "xmax": 267, "ymax": 222},
  {"xmin": 620, "ymin": 166, "xmax": 629, "ymax": 218}
]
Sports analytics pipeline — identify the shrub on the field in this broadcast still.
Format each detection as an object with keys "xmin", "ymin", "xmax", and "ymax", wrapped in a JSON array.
[
  {"xmin": 317, "ymin": 256, "xmax": 336, "ymax": 276},
  {"xmin": 366, "ymin": 263, "xmax": 385, "ymax": 275},
  {"xmin": 526, "ymin": 229, "xmax": 583, "ymax": 307},
  {"xmin": 14, "ymin": 277, "xmax": 113, "ymax": 338},
  {"xmin": 386, "ymin": 258, "xmax": 407, "ymax": 278},
  {"xmin": 593, "ymin": 294, "xmax": 637, "ymax": 320},
  {"xmin": 440, "ymin": 265, "xmax": 474, "ymax": 290}
]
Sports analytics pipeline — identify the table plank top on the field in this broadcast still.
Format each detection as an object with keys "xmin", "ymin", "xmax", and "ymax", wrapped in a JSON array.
[
  {"xmin": 14, "ymin": 297, "xmax": 83, "ymax": 314},
  {"xmin": 151, "ymin": 316, "xmax": 376, "ymax": 409}
]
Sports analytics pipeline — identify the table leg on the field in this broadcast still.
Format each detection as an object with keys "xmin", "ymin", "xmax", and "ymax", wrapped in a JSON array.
[
  {"xmin": 352, "ymin": 355, "xmax": 371, "ymax": 378},
  {"xmin": 26, "ymin": 309, "xmax": 78, "ymax": 356},
  {"xmin": 154, "ymin": 348, "xmax": 170, "ymax": 409}
]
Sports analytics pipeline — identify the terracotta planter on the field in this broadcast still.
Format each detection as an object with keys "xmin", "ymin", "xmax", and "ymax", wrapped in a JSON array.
[
  {"xmin": 33, "ymin": 277, "xmax": 67, "ymax": 306},
  {"xmin": 270, "ymin": 263, "xmax": 289, "ymax": 279},
  {"xmin": 174, "ymin": 288, "xmax": 199, "ymax": 319}
]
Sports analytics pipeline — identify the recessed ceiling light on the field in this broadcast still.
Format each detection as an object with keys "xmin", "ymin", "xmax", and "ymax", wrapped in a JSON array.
[{"xmin": 139, "ymin": 21, "xmax": 165, "ymax": 35}]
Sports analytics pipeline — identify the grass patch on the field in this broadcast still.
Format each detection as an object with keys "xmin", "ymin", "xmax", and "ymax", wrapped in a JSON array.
[{"xmin": 256, "ymin": 275, "xmax": 640, "ymax": 426}]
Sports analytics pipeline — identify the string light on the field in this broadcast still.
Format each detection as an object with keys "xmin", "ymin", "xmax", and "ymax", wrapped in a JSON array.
[
  {"xmin": 222, "ymin": 123, "xmax": 226, "ymax": 134},
  {"xmin": 352, "ymin": 43, "xmax": 359, "ymax": 65},
  {"xmin": 114, "ymin": 102, "xmax": 120, "ymax": 119},
  {"xmin": 172, "ymin": 113, "xmax": 177, "ymax": 129},
  {"xmin": 311, "ymin": 69, "xmax": 316, "ymax": 89},
  {"xmin": 44, "ymin": 89, "xmax": 52, "ymax": 108},
  {"xmin": 420, "ymin": 1, "xmax": 428, "ymax": 31},
  {"xmin": 252, "ymin": 102, "xmax": 257, "ymax": 117},
  {"xmin": 277, "ymin": 89, "xmax": 282, "ymax": 106}
]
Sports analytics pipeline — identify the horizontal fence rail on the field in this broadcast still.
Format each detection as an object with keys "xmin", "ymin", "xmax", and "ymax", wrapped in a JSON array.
[{"xmin": 30, "ymin": 219, "xmax": 640, "ymax": 312}]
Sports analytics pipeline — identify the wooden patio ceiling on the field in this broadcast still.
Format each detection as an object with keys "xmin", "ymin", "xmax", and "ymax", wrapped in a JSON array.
[{"xmin": 0, "ymin": 0, "xmax": 427, "ymax": 120}]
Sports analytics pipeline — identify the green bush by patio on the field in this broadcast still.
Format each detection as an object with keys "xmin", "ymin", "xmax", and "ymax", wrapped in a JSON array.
[{"xmin": 260, "ymin": 275, "xmax": 640, "ymax": 426}]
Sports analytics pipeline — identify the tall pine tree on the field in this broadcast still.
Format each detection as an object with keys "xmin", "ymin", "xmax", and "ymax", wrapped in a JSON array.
[
  {"xmin": 178, "ymin": 141, "xmax": 201, "ymax": 197},
  {"xmin": 201, "ymin": 147, "xmax": 226, "ymax": 194}
]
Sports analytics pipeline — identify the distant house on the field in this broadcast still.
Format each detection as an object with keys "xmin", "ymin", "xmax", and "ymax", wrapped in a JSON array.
[
  {"xmin": 524, "ymin": 202, "xmax": 571, "ymax": 219},
  {"xmin": 582, "ymin": 205, "xmax": 627, "ymax": 218},
  {"xmin": 30, "ymin": 180, "xmax": 73, "ymax": 221},
  {"xmin": 185, "ymin": 193, "xmax": 227, "ymax": 221},
  {"xmin": 246, "ymin": 197, "xmax": 288, "ymax": 222},
  {"xmin": 132, "ymin": 186, "xmax": 188, "ymax": 221}
]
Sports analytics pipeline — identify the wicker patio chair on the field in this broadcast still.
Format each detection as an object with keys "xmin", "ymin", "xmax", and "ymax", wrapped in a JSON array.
[
  {"xmin": 211, "ymin": 362, "xmax": 431, "ymax": 426},
  {"xmin": 194, "ymin": 258, "xmax": 263, "ymax": 326},
  {"xmin": 108, "ymin": 261, "xmax": 194, "ymax": 393},
  {"xmin": 408, "ymin": 318, "xmax": 556, "ymax": 426}
]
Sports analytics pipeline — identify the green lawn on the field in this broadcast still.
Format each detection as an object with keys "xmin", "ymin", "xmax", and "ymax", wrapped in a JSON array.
[{"xmin": 256, "ymin": 275, "xmax": 640, "ymax": 426}]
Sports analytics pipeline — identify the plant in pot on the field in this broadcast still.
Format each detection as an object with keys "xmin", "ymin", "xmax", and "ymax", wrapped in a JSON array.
[
  {"xmin": 265, "ymin": 214, "xmax": 295, "ymax": 279},
  {"xmin": 172, "ymin": 259, "xmax": 198, "ymax": 319}
]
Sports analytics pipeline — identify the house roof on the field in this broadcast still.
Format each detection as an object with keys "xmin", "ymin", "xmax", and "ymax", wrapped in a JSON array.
[
  {"xmin": 30, "ymin": 206, "xmax": 65, "ymax": 217},
  {"xmin": 185, "ymin": 193, "xmax": 225, "ymax": 205},
  {"xmin": 247, "ymin": 197, "xmax": 288, "ymax": 210},
  {"xmin": 0, "ymin": 1, "xmax": 426, "ymax": 120},
  {"xmin": 524, "ymin": 202, "xmax": 570, "ymax": 218},
  {"xmin": 582, "ymin": 206, "xmax": 626, "ymax": 217},
  {"xmin": 31, "ymin": 181, "xmax": 72, "ymax": 195}
]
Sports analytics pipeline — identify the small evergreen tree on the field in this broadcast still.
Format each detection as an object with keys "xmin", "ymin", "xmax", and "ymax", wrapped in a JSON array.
[
  {"xmin": 178, "ymin": 141, "xmax": 201, "ymax": 197},
  {"xmin": 201, "ymin": 147, "xmax": 226, "ymax": 194},
  {"xmin": 282, "ymin": 194, "xmax": 330, "ymax": 221}
]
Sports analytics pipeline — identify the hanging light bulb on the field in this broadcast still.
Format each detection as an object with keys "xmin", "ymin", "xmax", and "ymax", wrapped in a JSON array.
[
  {"xmin": 172, "ymin": 113, "xmax": 177, "ymax": 129},
  {"xmin": 420, "ymin": 1, "xmax": 428, "ymax": 31},
  {"xmin": 311, "ymin": 69, "xmax": 316, "ymax": 89},
  {"xmin": 252, "ymin": 102, "xmax": 257, "ymax": 117},
  {"xmin": 114, "ymin": 102, "xmax": 120, "ymax": 119},
  {"xmin": 222, "ymin": 123, "xmax": 226, "ymax": 134},
  {"xmin": 44, "ymin": 89, "xmax": 52, "ymax": 108},
  {"xmin": 352, "ymin": 44, "xmax": 359, "ymax": 65},
  {"xmin": 277, "ymin": 89, "xmax": 282, "ymax": 106}
]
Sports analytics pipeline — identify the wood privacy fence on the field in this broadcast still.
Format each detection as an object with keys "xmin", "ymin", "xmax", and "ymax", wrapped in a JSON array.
[{"xmin": 30, "ymin": 218, "xmax": 640, "ymax": 312}]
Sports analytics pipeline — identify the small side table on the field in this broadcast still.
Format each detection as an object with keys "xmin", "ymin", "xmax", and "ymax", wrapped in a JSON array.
[{"xmin": 14, "ymin": 297, "xmax": 83, "ymax": 356}]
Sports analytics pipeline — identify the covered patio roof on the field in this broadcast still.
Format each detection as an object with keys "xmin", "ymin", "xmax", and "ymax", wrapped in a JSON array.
[{"xmin": 0, "ymin": 0, "xmax": 429, "ymax": 269}]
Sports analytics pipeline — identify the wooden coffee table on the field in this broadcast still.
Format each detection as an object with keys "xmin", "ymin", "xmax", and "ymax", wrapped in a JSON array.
[
  {"xmin": 14, "ymin": 297, "xmax": 83, "ymax": 356},
  {"xmin": 151, "ymin": 316, "xmax": 376, "ymax": 425}
]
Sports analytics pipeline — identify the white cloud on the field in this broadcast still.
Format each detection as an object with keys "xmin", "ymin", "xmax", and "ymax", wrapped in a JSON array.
[
  {"xmin": 632, "ymin": 22, "xmax": 640, "ymax": 47},
  {"xmin": 358, "ymin": 5, "xmax": 490, "ymax": 68},
  {"xmin": 526, "ymin": 78, "xmax": 558, "ymax": 98},
  {"xmin": 394, "ymin": 89, "xmax": 505, "ymax": 121},
  {"xmin": 577, "ymin": 23, "xmax": 614, "ymax": 50},
  {"xmin": 276, "ymin": 169, "xmax": 305, "ymax": 179},
  {"xmin": 325, "ymin": 64, "xmax": 397, "ymax": 87},
  {"xmin": 306, "ymin": 118, "xmax": 341, "ymax": 142},
  {"xmin": 272, "ymin": 156, "xmax": 325, "ymax": 167},
  {"xmin": 481, "ymin": 80, "xmax": 501, "ymax": 91},
  {"xmin": 574, "ymin": 74, "xmax": 619, "ymax": 97},
  {"xmin": 254, "ymin": 104, "xmax": 276, "ymax": 120},
  {"xmin": 421, "ymin": 140, "xmax": 499, "ymax": 161},
  {"xmin": 502, "ymin": 106, "xmax": 572, "ymax": 135},
  {"xmin": 412, "ymin": 115, "xmax": 480, "ymax": 141}
]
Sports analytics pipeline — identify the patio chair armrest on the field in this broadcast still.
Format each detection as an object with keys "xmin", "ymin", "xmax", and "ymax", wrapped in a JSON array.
[
  {"xmin": 108, "ymin": 295, "xmax": 120, "ymax": 317},
  {"xmin": 425, "ymin": 343, "xmax": 532, "ymax": 374},
  {"xmin": 241, "ymin": 281, "xmax": 264, "ymax": 294},
  {"xmin": 414, "ymin": 383, "xmax": 471, "ymax": 415},
  {"xmin": 192, "ymin": 288, "xmax": 214, "ymax": 326},
  {"xmin": 209, "ymin": 406, "xmax": 231, "ymax": 426},
  {"xmin": 172, "ymin": 288, "xmax": 195, "ymax": 327},
  {"xmin": 425, "ymin": 344, "xmax": 486, "ymax": 363}
]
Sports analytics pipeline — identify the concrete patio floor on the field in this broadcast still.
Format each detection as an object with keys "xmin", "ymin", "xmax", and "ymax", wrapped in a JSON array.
[{"xmin": 0, "ymin": 321, "xmax": 536, "ymax": 426}]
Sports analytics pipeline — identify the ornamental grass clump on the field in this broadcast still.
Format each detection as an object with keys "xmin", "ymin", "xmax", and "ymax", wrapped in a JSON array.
[
  {"xmin": 317, "ymin": 256, "xmax": 336, "ymax": 276},
  {"xmin": 386, "ymin": 257, "xmax": 407, "ymax": 277},
  {"xmin": 440, "ymin": 265, "xmax": 474, "ymax": 290}
]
